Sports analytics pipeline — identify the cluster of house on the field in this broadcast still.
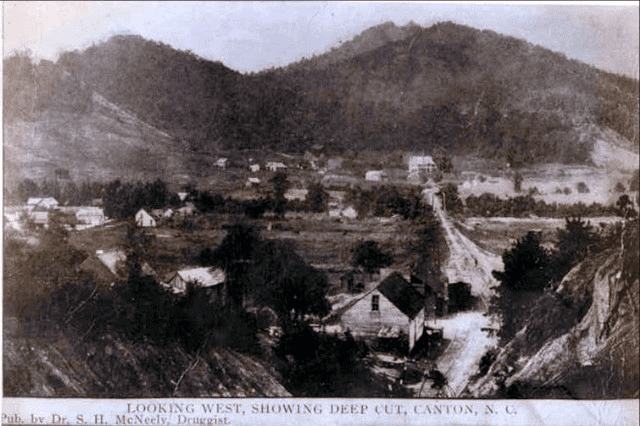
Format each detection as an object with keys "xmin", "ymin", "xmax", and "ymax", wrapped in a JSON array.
[
  {"xmin": 78, "ymin": 248, "xmax": 227, "ymax": 302},
  {"xmin": 133, "ymin": 192, "xmax": 198, "ymax": 228},
  {"xmin": 78, "ymin": 244, "xmax": 442, "ymax": 354},
  {"xmin": 4, "ymin": 197, "xmax": 106, "ymax": 232}
]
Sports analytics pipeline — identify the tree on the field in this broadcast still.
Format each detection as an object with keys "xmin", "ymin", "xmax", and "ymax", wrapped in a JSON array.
[
  {"xmin": 491, "ymin": 231, "xmax": 550, "ymax": 342},
  {"xmin": 17, "ymin": 178, "xmax": 39, "ymax": 202},
  {"xmin": 513, "ymin": 172, "xmax": 523, "ymax": 193},
  {"xmin": 438, "ymin": 183, "xmax": 463, "ymax": 213},
  {"xmin": 549, "ymin": 217, "xmax": 599, "ymax": 283},
  {"xmin": 207, "ymin": 222, "xmax": 262, "ymax": 307},
  {"xmin": 352, "ymin": 240, "xmax": 393, "ymax": 275},
  {"xmin": 307, "ymin": 182, "xmax": 328, "ymax": 213},
  {"xmin": 616, "ymin": 195, "xmax": 637, "ymax": 219},
  {"xmin": 492, "ymin": 231, "xmax": 550, "ymax": 292},
  {"xmin": 270, "ymin": 171, "xmax": 289, "ymax": 218},
  {"xmin": 433, "ymin": 146, "xmax": 452, "ymax": 173}
]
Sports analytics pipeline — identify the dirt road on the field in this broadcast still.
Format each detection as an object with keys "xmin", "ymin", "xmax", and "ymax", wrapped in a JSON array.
[{"xmin": 424, "ymin": 190, "xmax": 502, "ymax": 396}]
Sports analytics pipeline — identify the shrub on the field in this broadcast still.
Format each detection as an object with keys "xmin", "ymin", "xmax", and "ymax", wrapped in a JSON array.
[
  {"xmin": 614, "ymin": 181, "xmax": 626, "ymax": 193},
  {"xmin": 576, "ymin": 182, "xmax": 589, "ymax": 194}
]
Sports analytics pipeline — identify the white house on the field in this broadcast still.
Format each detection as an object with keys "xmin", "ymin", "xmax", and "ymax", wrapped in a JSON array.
[
  {"xmin": 163, "ymin": 267, "xmax": 226, "ymax": 296},
  {"xmin": 266, "ymin": 162, "xmax": 287, "ymax": 172},
  {"xmin": 216, "ymin": 158, "xmax": 229, "ymax": 169},
  {"xmin": 341, "ymin": 206, "xmax": 358, "ymax": 219},
  {"xmin": 75, "ymin": 207, "xmax": 105, "ymax": 227},
  {"xmin": 408, "ymin": 155, "xmax": 437, "ymax": 174},
  {"xmin": 29, "ymin": 211, "xmax": 50, "ymax": 227},
  {"xmin": 340, "ymin": 272, "xmax": 425, "ymax": 352},
  {"xmin": 249, "ymin": 164, "xmax": 261, "ymax": 173},
  {"xmin": 365, "ymin": 170, "xmax": 387, "ymax": 181},
  {"xmin": 176, "ymin": 202, "xmax": 197, "ymax": 217},
  {"xmin": 245, "ymin": 177, "xmax": 261, "ymax": 188},
  {"xmin": 135, "ymin": 209, "xmax": 156, "ymax": 227},
  {"xmin": 284, "ymin": 188, "xmax": 309, "ymax": 202}
]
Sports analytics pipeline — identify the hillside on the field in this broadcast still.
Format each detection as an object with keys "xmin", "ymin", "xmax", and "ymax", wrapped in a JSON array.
[
  {"xmin": 4, "ymin": 22, "xmax": 639, "ymax": 178},
  {"xmin": 468, "ymin": 220, "xmax": 639, "ymax": 398},
  {"xmin": 3, "ymin": 329, "xmax": 290, "ymax": 397}
]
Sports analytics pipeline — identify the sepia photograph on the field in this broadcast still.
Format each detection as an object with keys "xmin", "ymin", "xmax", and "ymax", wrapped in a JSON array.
[{"xmin": 2, "ymin": 2, "xmax": 639, "ymax": 423}]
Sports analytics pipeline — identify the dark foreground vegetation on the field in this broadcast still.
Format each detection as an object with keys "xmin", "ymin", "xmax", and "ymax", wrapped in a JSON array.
[{"xmin": 3, "ymin": 215, "xmax": 409, "ymax": 397}]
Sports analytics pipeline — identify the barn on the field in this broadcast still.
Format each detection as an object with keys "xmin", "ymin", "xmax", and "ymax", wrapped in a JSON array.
[{"xmin": 340, "ymin": 272, "xmax": 425, "ymax": 352}]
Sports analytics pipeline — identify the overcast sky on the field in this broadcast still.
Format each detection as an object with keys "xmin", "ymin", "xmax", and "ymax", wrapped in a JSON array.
[{"xmin": 3, "ymin": 2, "xmax": 639, "ymax": 77}]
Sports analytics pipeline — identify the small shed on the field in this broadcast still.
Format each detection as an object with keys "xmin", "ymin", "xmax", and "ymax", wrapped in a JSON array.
[
  {"xmin": 177, "ymin": 202, "xmax": 197, "ymax": 217},
  {"xmin": 135, "ymin": 209, "xmax": 157, "ymax": 227},
  {"xmin": 246, "ymin": 177, "xmax": 261, "ymax": 188},
  {"xmin": 249, "ymin": 164, "xmax": 261, "ymax": 173},
  {"xmin": 266, "ymin": 162, "xmax": 287, "ymax": 172},
  {"xmin": 216, "ymin": 158, "xmax": 229, "ymax": 169}
]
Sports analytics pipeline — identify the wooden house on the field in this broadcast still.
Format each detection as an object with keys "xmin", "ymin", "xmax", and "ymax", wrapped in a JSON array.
[
  {"xmin": 163, "ymin": 267, "xmax": 227, "ymax": 304},
  {"xmin": 340, "ymin": 272, "xmax": 425, "ymax": 352}
]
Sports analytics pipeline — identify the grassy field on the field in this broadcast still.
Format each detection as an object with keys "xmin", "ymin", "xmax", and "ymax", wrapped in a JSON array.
[{"xmin": 453, "ymin": 216, "xmax": 623, "ymax": 257}]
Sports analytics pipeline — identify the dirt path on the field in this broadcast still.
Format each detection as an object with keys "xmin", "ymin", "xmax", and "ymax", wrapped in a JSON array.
[{"xmin": 424, "ymin": 190, "xmax": 502, "ymax": 396}]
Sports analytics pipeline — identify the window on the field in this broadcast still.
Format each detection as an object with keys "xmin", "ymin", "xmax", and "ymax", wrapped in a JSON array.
[{"xmin": 371, "ymin": 295, "xmax": 379, "ymax": 311}]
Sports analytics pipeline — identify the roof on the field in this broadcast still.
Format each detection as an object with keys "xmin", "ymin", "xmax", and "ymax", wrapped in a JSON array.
[
  {"xmin": 266, "ymin": 161, "xmax": 287, "ymax": 168},
  {"xmin": 27, "ymin": 197, "xmax": 59, "ymax": 207},
  {"xmin": 409, "ymin": 155, "xmax": 435, "ymax": 166},
  {"xmin": 79, "ymin": 249, "xmax": 126, "ymax": 281},
  {"xmin": 169, "ymin": 267, "xmax": 226, "ymax": 288},
  {"xmin": 284, "ymin": 188, "xmax": 308, "ymax": 201},
  {"xmin": 377, "ymin": 272, "xmax": 425, "ymax": 320},
  {"xmin": 96, "ymin": 250, "xmax": 127, "ymax": 276}
]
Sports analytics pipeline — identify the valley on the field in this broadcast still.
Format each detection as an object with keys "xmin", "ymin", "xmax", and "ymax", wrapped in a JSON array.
[{"xmin": 3, "ymin": 18, "xmax": 639, "ymax": 399}]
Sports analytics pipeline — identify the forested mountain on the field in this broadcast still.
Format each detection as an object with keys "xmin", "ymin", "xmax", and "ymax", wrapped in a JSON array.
[{"xmin": 4, "ymin": 21, "xmax": 639, "ymax": 178}]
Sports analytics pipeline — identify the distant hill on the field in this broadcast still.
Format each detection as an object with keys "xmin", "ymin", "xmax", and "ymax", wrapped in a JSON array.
[
  {"xmin": 4, "ymin": 22, "xmax": 639, "ymax": 183},
  {"xmin": 3, "ymin": 53, "xmax": 188, "ymax": 187}
]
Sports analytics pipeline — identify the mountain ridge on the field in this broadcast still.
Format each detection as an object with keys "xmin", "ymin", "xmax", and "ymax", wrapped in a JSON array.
[{"xmin": 3, "ymin": 21, "xmax": 638, "ymax": 184}]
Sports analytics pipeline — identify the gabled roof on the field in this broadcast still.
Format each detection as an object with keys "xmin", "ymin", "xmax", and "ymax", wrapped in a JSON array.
[
  {"xmin": 378, "ymin": 272, "xmax": 424, "ymax": 320},
  {"xmin": 168, "ymin": 267, "xmax": 226, "ymax": 288},
  {"xmin": 79, "ymin": 249, "xmax": 126, "ymax": 282},
  {"xmin": 27, "ymin": 197, "xmax": 59, "ymax": 207}
]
